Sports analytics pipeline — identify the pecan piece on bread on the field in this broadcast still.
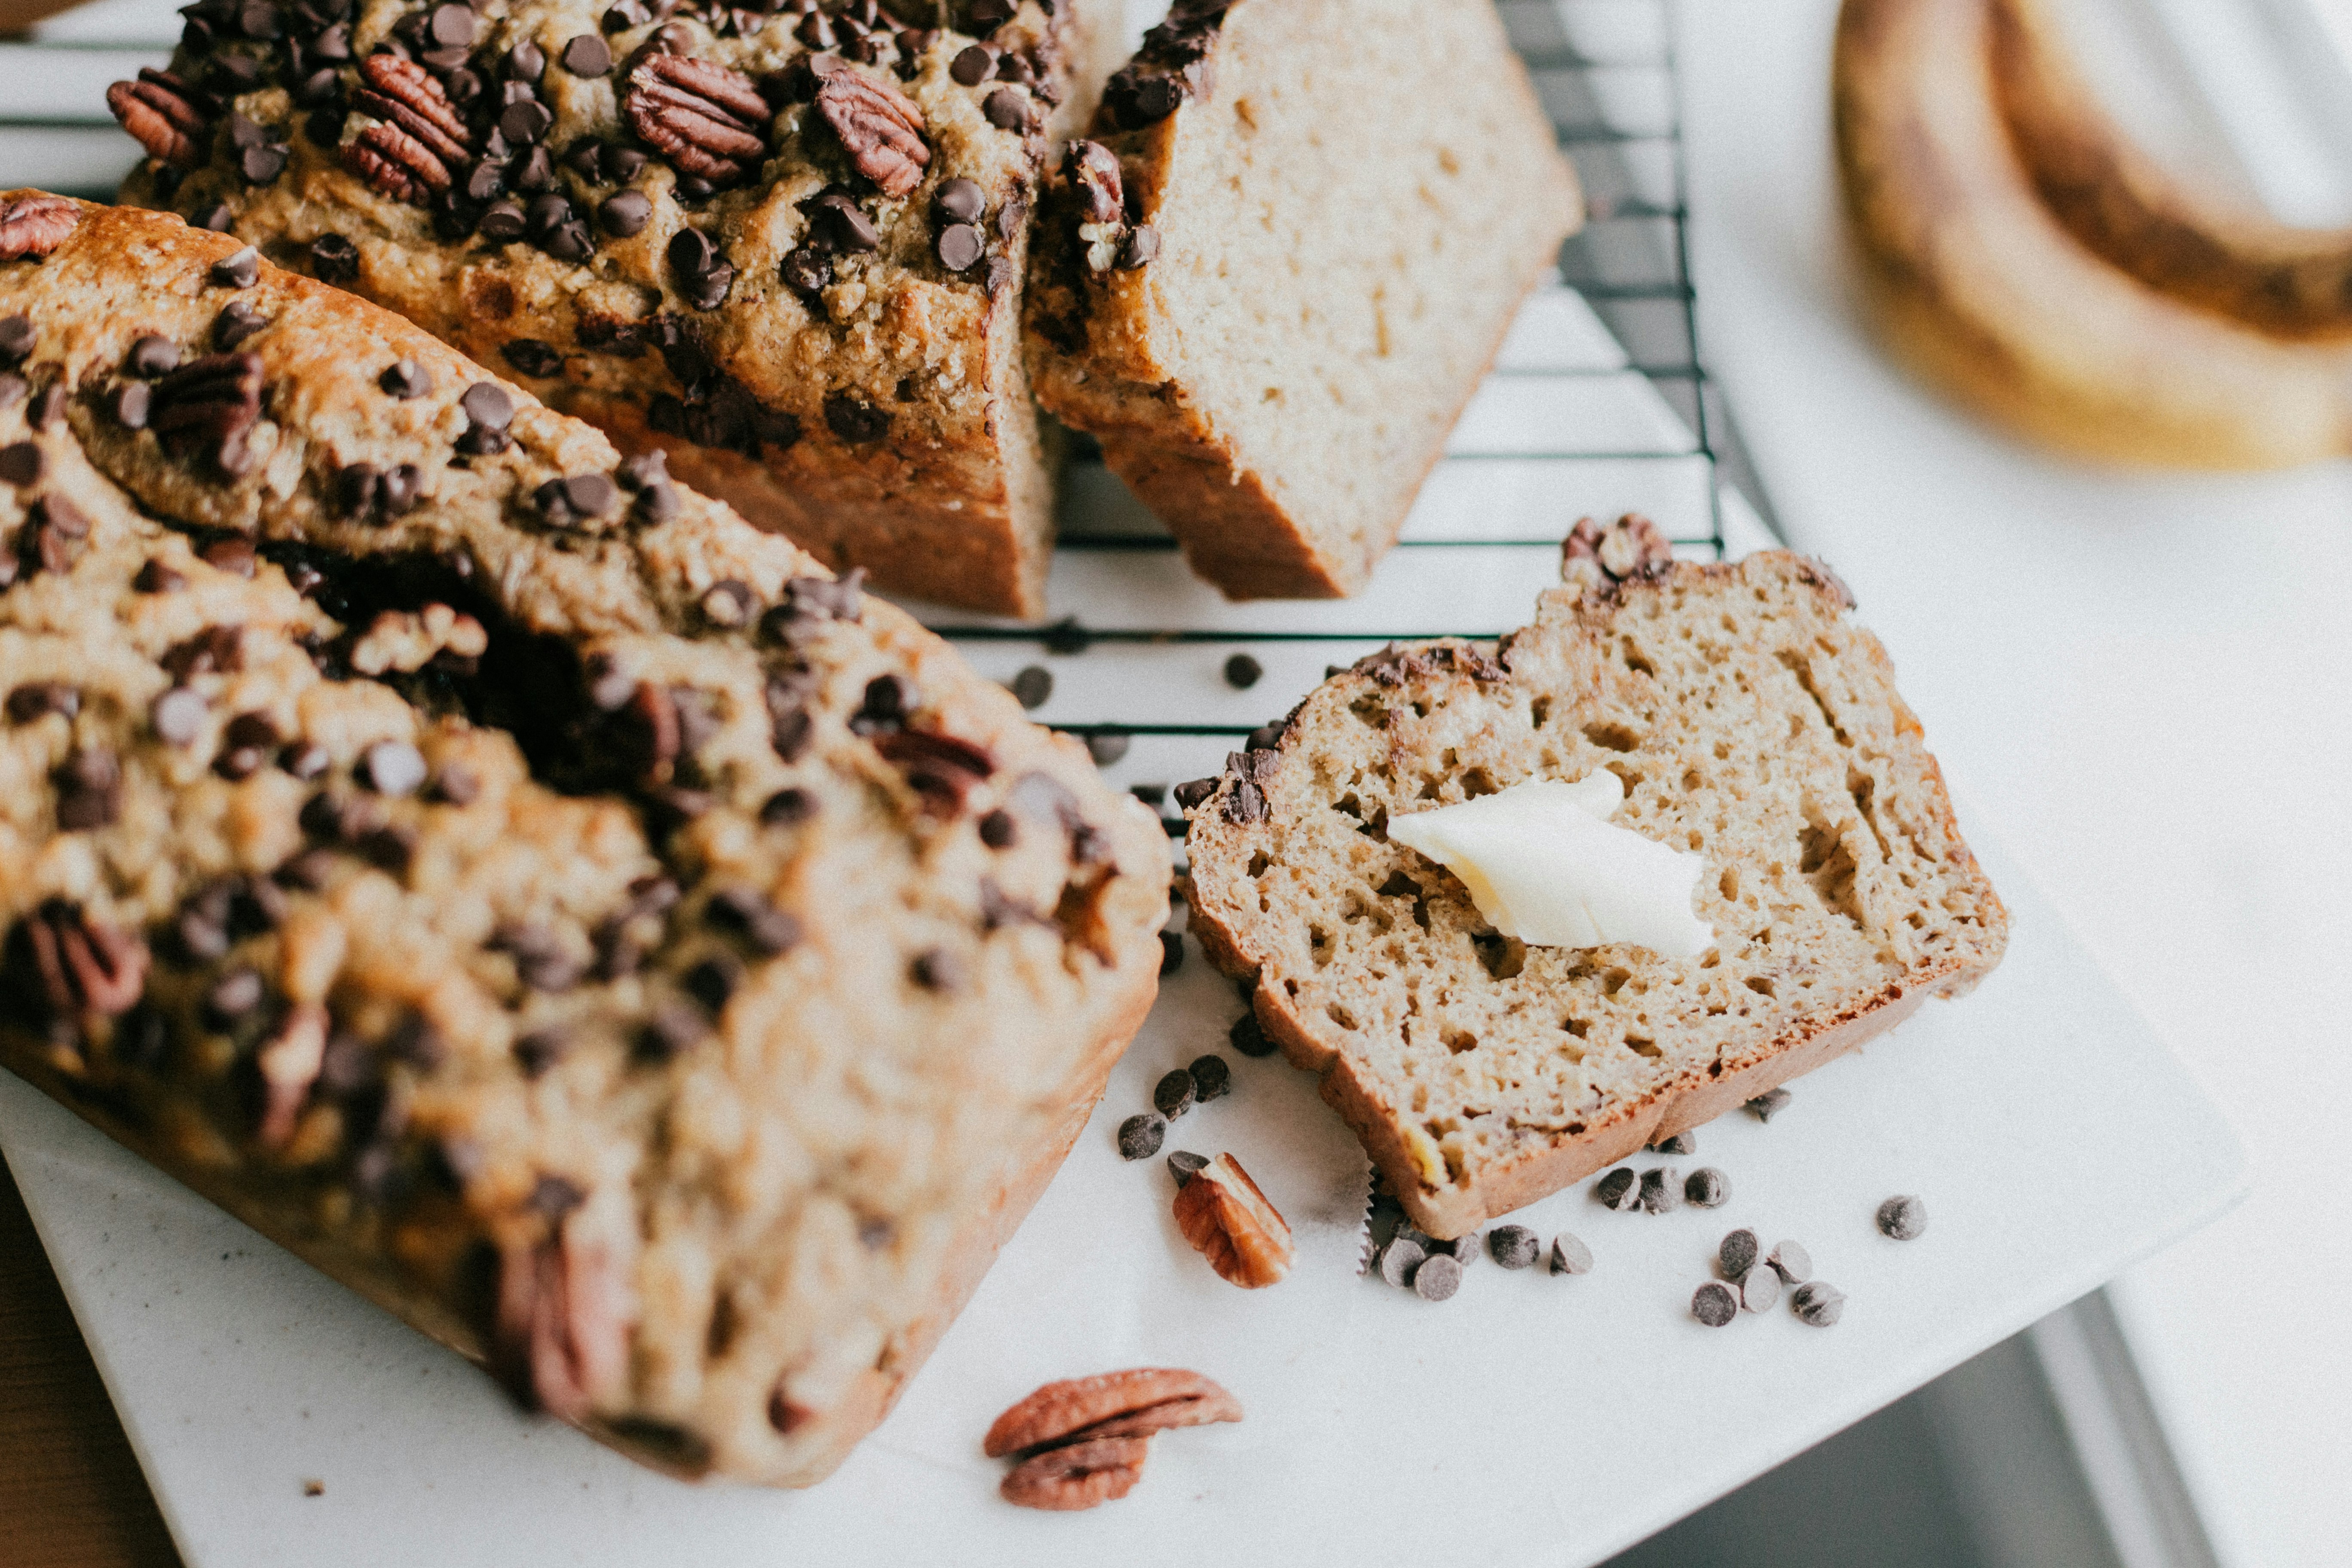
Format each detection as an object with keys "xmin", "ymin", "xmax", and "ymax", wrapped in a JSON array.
[
  {"xmin": 624, "ymin": 55, "xmax": 773, "ymax": 183},
  {"xmin": 1000, "ymin": 1437, "xmax": 1149, "ymax": 1511},
  {"xmin": 984, "ymin": 1368, "xmax": 1242, "ymax": 1458},
  {"xmin": 1172, "ymin": 1151, "xmax": 1292, "ymax": 1287},
  {"xmin": 815, "ymin": 65, "xmax": 930, "ymax": 198},
  {"xmin": 9, "ymin": 900, "xmax": 149, "ymax": 1018},
  {"xmin": 492, "ymin": 1217, "xmax": 632, "ymax": 1422},
  {"xmin": 0, "ymin": 194, "xmax": 83, "ymax": 262},
  {"xmin": 150, "ymin": 351, "xmax": 265, "ymax": 475},
  {"xmin": 352, "ymin": 52, "xmax": 474, "ymax": 166},
  {"xmin": 343, "ymin": 121, "xmax": 454, "ymax": 203},
  {"xmin": 105, "ymin": 70, "xmax": 213, "ymax": 168},
  {"xmin": 1561, "ymin": 511, "xmax": 1673, "ymax": 593}
]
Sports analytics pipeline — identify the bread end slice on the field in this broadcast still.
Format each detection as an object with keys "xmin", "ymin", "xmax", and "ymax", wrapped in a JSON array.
[{"xmin": 1184, "ymin": 525, "xmax": 2007, "ymax": 1237}]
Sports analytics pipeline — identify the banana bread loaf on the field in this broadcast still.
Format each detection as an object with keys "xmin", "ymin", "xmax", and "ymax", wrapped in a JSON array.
[
  {"xmin": 1026, "ymin": 0, "xmax": 1582, "ymax": 599},
  {"xmin": 0, "ymin": 193, "xmax": 1170, "ymax": 1485},
  {"xmin": 108, "ymin": 0, "xmax": 1125, "ymax": 617},
  {"xmin": 1182, "ymin": 515, "xmax": 2006, "ymax": 1238}
]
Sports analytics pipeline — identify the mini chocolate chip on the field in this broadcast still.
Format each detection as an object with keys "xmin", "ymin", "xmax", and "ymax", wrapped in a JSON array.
[
  {"xmin": 949, "ymin": 43, "xmax": 992, "ymax": 83},
  {"xmin": 1167, "ymin": 1148, "xmax": 1208, "ymax": 1187},
  {"xmin": 1118, "ymin": 225, "xmax": 1160, "ymax": 270},
  {"xmin": 211, "ymin": 246, "xmax": 260, "ymax": 289},
  {"xmin": 934, "ymin": 177, "xmax": 983, "ymax": 223},
  {"xmin": 544, "ymin": 220, "xmax": 593, "ymax": 263},
  {"xmin": 502, "ymin": 338, "xmax": 563, "ymax": 377},
  {"xmin": 0, "ymin": 441, "xmax": 42, "ymax": 486},
  {"xmin": 560, "ymin": 32, "xmax": 610, "ymax": 74},
  {"xmin": 310, "ymin": 233, "xmax": 359, "ymax": 283},
  {"xmin": 1085, "ymin": 731, "xmax": 1129, "ymax": 766},
  {"xmin": 214, "ymin": 299, "xmax": 269, "ymax": 349},
  {"xmin": 822, "ymin": 392, "xmax": 888, "ymax": 443},
  {"xmin": 379, "ymin": 358, "xmax": 432, "ymax": 398},
  {"xmin": 499, "ymin": 96, "xmax": 553, "ymax": 145},
  {"xmin": 1746, "ymin": 1087, "xmax": 1791, "ymax": 1122},
  {"xmin": 190, "ymin": 202, "xmax": 234, "ymax": 232},
  {"xmin": 360, "ymin": 739, "xmax": 427, "ymax": 796},
  {"xmin": 127, "ymin": 334, "xmax": 180, "ymax": 377},
  {"xmin": 479, "ymin": 202, "xmax": 528, "ymax": 244},
  {"xmin": 28, "ymin": 383, "xmax": 64, "ymax": 429},
  {"xmin": 204, "ymin": 965, "xmax": 266, "ymax": 1026},
  {"xmin": 507, "ymin": 39, "xmax": 546, "ymax": 77},
  {"xmin": 1684, "ymin": 1168, "xmax": 1730, "ymax": 1208},
  {"xmin": 707, "ymin": 887, "xmax": 801, "ymax": 956},
  {"xmin": 1158, "ymin": 930, "xmax": 1184, "ymax": 974},
  {"xmin": 1222, "ymin": 653, "xmax": 1263, "ymax": 689},
  {"xmin": 564, "ymin": 473, "xmax": 616, "ymax": 516},
  {"xmin": 1413, "ymin": 1252, "xmax": 1462, "ymax": 1302},
  {"xmin": 1792, "ymin": 1280, "xmax": 1847, "ymax": 1326},
  {"xmin": 1229, "ymin": 1011, "xmax": 1274, "ymax": 1057},
  {"xmin": 1487, "ymin": 1224, "xmax": 1540, "ymax": 1269},
  {"xmin": 202, "ymin": 537, "xmax": 257, "ymax": 577},
  {"xmin": 1188, "ymin": 1053, "xmax": 1229, "ymax": 1102},
  {"xmin": 600, "ymin": 190, "xmax": 651, "ymax": 237},
  {"xmin": 1719, "ymin": 1228, "xmax": 1761, "ymax": 1277},
  {"xmin": 1692, "ymin": 1280, "xmax": 1739, "ymax": 1327},
  {"xmin": 1117, "ymin": 1111, "xmax": 1164, "ymax": 1161},
  {"xmin": 55, "ymin": 748, "xmax": 122, "ymax": 830},
  {"xmin": 152, "ymin": 687, "xmax": 209, "ymax": 745},
  {"xmin": 639, "ymin": 1002, "xmax": 710, "ymax": 1061},
  {"xmin": 513, "ymin": 1028, "xmax": 569, "ymax": 1077},
  {"xmin": 982, "ymin": 86, "xmax": 1029, "ymax": 130},
  {"xmin": 215, "ymin": 710, "xmax": 281, "ymax": 779},
  {"xmin": 1767, "ymin": 1240, "xmax": 1813, "ymax": 1284},
  {"xmin": 113, "ymin": 382, "xmax": 152, "ymax": 429},
  {"xmin": 6, "ymin": 682, "xmax": 77, "ymax": 723},
  {"xmin": 977, "ymin": 808, "xmax": 1016, "ymax": 848},
  {"xmin": 1650, "ymin": 1130, "xmax": 1696, "ymax": 1155},
  {"xmin": 461, "ymin": 381, "xmax": 513, "ymax": 431},
  {"xmin": 1008, "ymin": 665, "xmax": 1052, "ymax": 709},
  {"xmin": 700, "ymin": 579, "xmax": 755, "ymax": 627},
  {"xmin": 1877, "ymin": 1194, "xmax": 1927, "ymax": 1240},
  {"xmin": 1638, "ymin": 1167, "xmax": 1681, "ymax": 1215},
  {"xmin": 241, "ymin": 143, "xmax": 288, "ymax": 183},
  {"xmin": 132, "ymin": 560, "xmax": 184, "ymax": 594},
  {"xmin": 0, "ymin": 315, "xmax": 32, "ymax": 364},
  {"xmin": 1548, "ymin": 1232, "xmax": 1594, "ymax": 1275},
  {"xmin": 681, "ymin": 953, "xmax": 738, "ymax": 1011},
  {"xmin": 1377, "ymin": 1235, "xmax": 1424, "ymax": 1288},
  {"xmin": 603, "ymin": 144, "xmax": 645, "ymax": 183},
  {"xmin": 1595, "ymin": 1167, "xmax": 1641, "ymax": 1212},
  {"xmin": 282, "ymin": 744, "xmax": 331, "ymax": 781},
  {"xmin": 1738, "ymin": 1263, "xmax": 1782, "ymax": 1313},
  {"xmin": 1439, "ymin": 1232, "xmax": 1481, "ymax": 1267},
  {"xmin": 1153, "ymin": 1067, "xmax": 1194, "ymax": 1119},
  {"xmin": 910, "ymin": 947, "xmax": 961, "ymax": 991},
  {"xmin": 935, "ymin": 222, "xmax": 982, "ymax": 271},
  {"xmin": 760, "ymin": 787, "xmax": 815, "ymax": 826}
]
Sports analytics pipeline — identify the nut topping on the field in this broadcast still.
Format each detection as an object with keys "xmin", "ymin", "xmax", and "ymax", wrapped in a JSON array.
[
  {"xmin": 252, "ymin": 1000, "xmax": 328, "ymax": 1148},
  {"xmin": 343, "ymin": 121, "xmax": 453, "ymax": 203},
  {"xmin": 0, "ymin": 195, "xmax": 82, "ymax": 262},
  {"xmin": 352, "ymin": 52, "xmax": 473, "ymax": 167},
  {"xmin": 624, "ymin": 55, "xmax": 773, "ymax": 183},
  {"xmin": 1171, "ymin": 1151, "xmax": 1293, "ymax": 1287},
  {"xmin": 983, "ymin": 1368, "xmax": 1242, "ymax": 1458},
  {"xmin": 106, "ymin": 70, "xmax": 212, "ymax": 168},
  {"xmin": 10, "ymin": 900, "xmax": 148, "ymax": 1018},
  {"xmin": 1562, "ymin": 512, "xmax": 1673, "ymax": 592},
  {"xmin": 492, "ymin": 1219, "xmax": 631, "ymax": 1421},
  {"xmin": 815, "ymin": 67, "xmax": 929, "ymax": 197},
  {"xmin": 150, "ymin": 352, "xmax": 264, "ymax": 476},
  {"xmin": 873, "ymin": 728, "xmax": 994, "ymax": 810},
  {"xmin": 999, "ymin": 1437, "xmax": 1148, "ymax": 1511}
]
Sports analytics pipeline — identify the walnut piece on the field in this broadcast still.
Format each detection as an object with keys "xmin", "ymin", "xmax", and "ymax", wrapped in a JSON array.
[
  {"xmin": 983, "ymin": 1367, "xmax": 1242, "ymax": 1458},
  {"xmin": 1172, "ymin": 1151, "xmax": 1293, "ymax": 1287},
  {"xmin": 1561, "ymin": 512, "xmax": 1673, "ymax": 592}
]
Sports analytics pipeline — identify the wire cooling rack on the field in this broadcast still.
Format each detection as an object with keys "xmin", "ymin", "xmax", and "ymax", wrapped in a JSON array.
[{"xmin": 0, "ymin": 0, "xmax": 1781, "ymax": 836}]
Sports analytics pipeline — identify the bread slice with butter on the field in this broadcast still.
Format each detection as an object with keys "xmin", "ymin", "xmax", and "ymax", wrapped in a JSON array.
[{"xmin": 1180, "ymin": 516, "xmax": 2008, "ymax": 1239}]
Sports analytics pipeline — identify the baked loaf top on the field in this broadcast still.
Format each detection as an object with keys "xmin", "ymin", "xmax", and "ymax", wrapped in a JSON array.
[
  {"xmin": 111, "ymin": 0, "xmax": 1112, "ymax": 616},
  {"xmin": 1026, "ymin": 0, "xmax": 1581, "ymax": 600},
  {"xmin": 0, "ymin": 195, "xmax": 1170, "ymax": 1485},
  {"xmin": 1183, "ymin": 517, "xmax": 2007, "ymax": 1237}
]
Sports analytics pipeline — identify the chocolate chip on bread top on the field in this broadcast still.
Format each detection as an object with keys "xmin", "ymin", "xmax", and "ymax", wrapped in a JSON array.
[
  {"xmin": 1181, "ymin": 514, "xmax": 2007, "ymax": 1240},
  {"xmin": 108, "ymin": 0, "xmax": 1129, "ymax": 618},
  {"xmin": 0, "ymin": 195, "xmax": 1170, "ymax": 1486}
]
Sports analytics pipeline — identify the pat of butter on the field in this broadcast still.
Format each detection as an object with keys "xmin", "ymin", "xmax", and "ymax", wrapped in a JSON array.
[{"xmin": 1387, "ymin": 775, "xmax": 1715, "ymax": 957}]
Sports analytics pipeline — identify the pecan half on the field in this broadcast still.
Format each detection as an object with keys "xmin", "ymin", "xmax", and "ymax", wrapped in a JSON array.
[
  {"xmin": 252, "ymin": 1000, "xmax": 328, "ymax": 1149},
  {"xmin": 106, "ymin": 70, "xmax": 212, "ymax": 168},
  {"xmin": 10, "ymin": 900, "xmax": 148, "ymax": 1018},
  {"xmin": 493, "ymin": 1216, "xmax": 631, "ymax": 1422},
  {"xmin": 625, "ymin": 55, "xmax": 773, "ymax": 182},
  {"xmin": 1064, "ymin": 139, "xmax": 1123, "ymax": 225},
  {"xmin": 816, "ymin": 67, "xmax": 929, "ymax": 197},
  {"xmin": 1000, "ymin": 1437, "xmax": 1148, "ymax": 1511},
  {"xmin": 1172, "ymin": 1152, "xmax": 1293, "ymax": 1287},
  {"xmin": 352, "ymin": 52, "xmax": 472, "ymax": 166},
  {"xmin": 873, "ymin": 728, "xmax": 993, "ymax": 811},
  {"xmin": 343, "ymin": 120, "xmax": 452, "ymax": 203},
  {"xmin": 1561, "ymin": 512, "xmax": 1673, "ymax": 592},
  {"xmin": 151, "ymin": 352, "xmax": 264, "ymax": 476},
  {"xmin": 984, "ymin": 1368, "xmax": 1243, "ymax": 1458},
  {"xmin": 0, "ymin": 195, "xmax": 82, "ymax": 262}
]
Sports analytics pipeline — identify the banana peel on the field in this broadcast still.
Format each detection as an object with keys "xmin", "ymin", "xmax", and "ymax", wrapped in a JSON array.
[{"xmin": 1834, "ymin": 0, "xmax": 2352, "ymax": 468}]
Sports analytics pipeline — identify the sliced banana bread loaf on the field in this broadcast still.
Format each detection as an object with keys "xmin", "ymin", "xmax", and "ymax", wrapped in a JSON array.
[
  {"xmin": 1026, "ymin": 0, "xmax": 1581, "ymax": 599},
  {"xmin": 0, "ymin": 195, "xmax": 1169, "ymax": 1484},
  {"xmin": 1182, "ymin": 516, "xmax": 2006, "ymax": 1238},
  {"xmin": 109, "ymin": 0, "xmax": 1124, "ymax": 617}
]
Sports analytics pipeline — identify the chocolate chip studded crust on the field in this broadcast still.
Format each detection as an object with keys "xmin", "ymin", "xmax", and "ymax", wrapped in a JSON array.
[
  {"xmin": 1025, "ymin": 0, "xmax": 1582, "ymax": 600},
  {"xmin": 111, "ymin": 0, "xmax": 1126, "ymax": 619},
  {"xmin": 1181, "ymin": 518, "xmax": 2006, "ymax": 1238},
  {"xmin": 0, "ymin": 196, "xmax": 1170, "ymax": 1485}
]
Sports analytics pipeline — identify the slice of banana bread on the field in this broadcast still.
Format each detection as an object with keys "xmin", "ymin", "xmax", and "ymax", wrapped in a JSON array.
[
  {"xmin": 1026, "ymin": 0, "xmax": 1581, "ymax": 599},
  {"xmin": 109, "ymin": 0, "xmax": 1125, "ymax": 618},
  {"xmin": 1182, "ymin": 516, "xmax": 2007, "ymax": 1238},
  {"xmin": 0, "ymin": 194, "xmax": 1169, "ymax": 1485}
]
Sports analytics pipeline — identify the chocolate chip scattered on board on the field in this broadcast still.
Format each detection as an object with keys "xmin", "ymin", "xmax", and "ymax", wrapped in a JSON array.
[
  {"xmin": 1792, "ymin": 1280, "xmax": 1846, "ymax": 1326},
  {"xmin": 1117, "ymin": 1112, "xmax": 1164, "ymax": 1161},
  {"xmin": 1152, "ymin": 1068, "xmax": 1194, "ymax": 1119},
  {"xmin": 1877, "ymin": 1195, "xmax": 1928, "ymax": 1240},
  {"xmin": 1378, "ymin": 1235, "xmax": 1424, "ymax": 1288},
  {"xmin": 1767, "ymin": 1240, "xmax": 1812, "ymax": 1284},
  {"xmin": 1166, "ymin": 1149, "xmax": 1207, "ymax": 1187},
  {"xmin": 1187, "ymin": 1053, "xmax": 1230, "ymax": 1102},
  {"xmin": 1548, "ymin": 1233, "xmax": 1593, "ymax": 1276},
  {"xmin": 1413, "ymin": 1252, "xmax": 1462, "ymax": 1302},
  {"xmin": 1684, "ymin": 1168, "xmax": 1730, "ymax": 1208},
  {"xmin": 1719, "ymin": 1228, "xmax": 1760, "ymax": 1279},
  {"xmin": 1488, "ymin": 1225, "xmax": 1540, "ymax": 1269},
  {"xmin": 1692, "ymin": 1281, "xmax": 1739, "ymax": 1327},
  {"xmin": 1737, "ymin": 1265, "xmax": 1781, "ymax": 1314},
  {"xmin": 1650, "ymin": 1131, "xmax": 1696, "ymax": 1155},
  {"xmin": 1595, "ymin": 1167, "xmax": 1641, "ymax": 1211},
  {"xmin": 1746, "ymin": 1087, "xmax": 1791, "ymax": 1122},
  {"xmin": 1638, "ymin": 1167, "xmax": 1681, "ymax": 1215}
]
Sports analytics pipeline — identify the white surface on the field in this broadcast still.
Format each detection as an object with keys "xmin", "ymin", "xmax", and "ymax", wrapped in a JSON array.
[
  {"xmin": 1678, "ymin": 5, "xmax": 2352, "ymax": 1565},
  {"xmin": 0, "ymin": 813, "xmax": 2243, "ymax": 1567}
]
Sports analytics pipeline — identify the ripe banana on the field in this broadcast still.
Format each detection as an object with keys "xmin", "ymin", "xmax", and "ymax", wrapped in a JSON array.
[{"xmin": 1834, "ymin": 0, "xmax": 2352, "ymax": 467}]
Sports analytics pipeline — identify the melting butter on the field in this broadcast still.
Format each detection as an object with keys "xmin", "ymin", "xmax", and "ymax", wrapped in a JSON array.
[{"xmin": 1386, "ymin": 774, "xmax": 1715, "ymax": 957}]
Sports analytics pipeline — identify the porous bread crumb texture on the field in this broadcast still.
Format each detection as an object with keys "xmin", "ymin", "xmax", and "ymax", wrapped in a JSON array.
[
  {"xmin": 0, "ymin": 200, "xmax": 1170, "ymax": 1486},
  {"xmin": 1026, "ymin": 0, "xmax": 1583, "ymax": 600},
  {"xmin": 116, "ymin": 0, "xmax": 1126, "ymax": 618},
  {"xmin": 1185, "ymin": 551, "xmax": 2007, "ymax": 1237}
]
